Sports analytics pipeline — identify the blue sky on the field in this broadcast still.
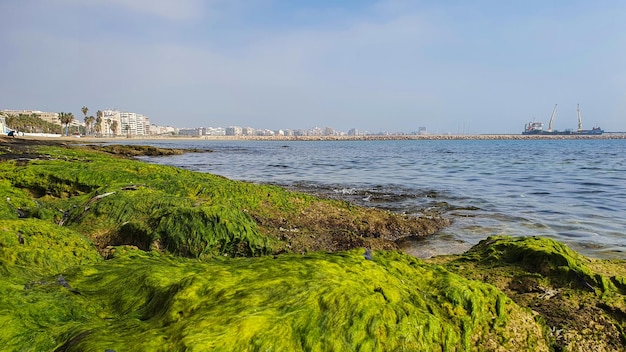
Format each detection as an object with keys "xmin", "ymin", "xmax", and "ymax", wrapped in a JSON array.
[{"xmin": 1, "ymin": 0, "xmax": 625, "ymax": 134}]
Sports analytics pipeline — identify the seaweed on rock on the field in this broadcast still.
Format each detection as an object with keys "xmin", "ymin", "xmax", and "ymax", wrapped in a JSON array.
[
  {"xmin": 0, "ymin": 143, "xmax": 446, "ymax": 255},
  {"xmin": 0, "ymin": 219, "xmax": 101, "ymax": 276},
  {"xmin": 432, "ymin": 236, "xmax": 626, "ymax": 351},
  {"xmin": 2, "ymin": 245, "xmax": 549, "ymax": 351}
]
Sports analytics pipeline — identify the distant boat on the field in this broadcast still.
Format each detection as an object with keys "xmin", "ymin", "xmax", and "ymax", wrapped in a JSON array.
[
  {"xmin": 522, "ymin": 104, "xmax": 557, "ymax": 135},
  {"xmin": 522, "ymin": 104, "xmax": 603, "ymax": 135}
]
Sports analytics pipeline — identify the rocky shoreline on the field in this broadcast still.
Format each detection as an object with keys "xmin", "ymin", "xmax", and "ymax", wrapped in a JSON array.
[{"xmin": 1, "ymin": 136, "xmax": 625, "ymax": 351}]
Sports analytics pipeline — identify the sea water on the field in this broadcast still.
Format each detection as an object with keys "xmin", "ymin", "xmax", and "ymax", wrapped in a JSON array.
[{"xmin": 133, "ymin": 138, "xmax": 626, "ymax": 259}]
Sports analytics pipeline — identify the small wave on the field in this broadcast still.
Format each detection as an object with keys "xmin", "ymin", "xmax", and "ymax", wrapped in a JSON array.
[{"xmin": 333, "ymin": 188, "xmax": 360, "ymax": 195}]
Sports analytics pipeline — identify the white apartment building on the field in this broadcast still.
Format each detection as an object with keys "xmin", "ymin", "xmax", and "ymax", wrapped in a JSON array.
[
  {"xmin": 101, "ymin": 110, "xmax": 121, "ymax": 136},
  {"xmin": 225, "ymin": 126, "xmax": 243, "ymax": 136},
  {"xmin": 101, "ymin": 110, "xmax": 149, "ymax": 137},
  {"xmin": 150, "ymin": 124, "xmax": 177, "ymax": 135},
  {"xmin": 121, "ymin": 112, "xmax": 150, "ymax": 136}
]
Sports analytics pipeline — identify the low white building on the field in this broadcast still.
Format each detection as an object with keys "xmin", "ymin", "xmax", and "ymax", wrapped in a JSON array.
[
  {"xmin": 149, "ymin": 124, "xmax": 177, "ymax": 135},
  {"xmin": 178, "ymin": 128, "xmax": 202, "ymax": 136}
]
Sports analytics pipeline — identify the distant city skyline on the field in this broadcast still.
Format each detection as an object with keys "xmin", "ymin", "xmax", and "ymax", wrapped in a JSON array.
[
  {"xmin": 2, "ymin": 107, "xmax": 426, "ymax": 136},
  {"xmin": 1, "ymin": 1, "xmax": 625, "ymax": 134}
]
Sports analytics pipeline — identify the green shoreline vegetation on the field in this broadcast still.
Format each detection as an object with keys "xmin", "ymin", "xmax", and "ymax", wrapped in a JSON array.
[{"xmin": 1, "ymin": 137, "xmax": 625, "ymax": 351}]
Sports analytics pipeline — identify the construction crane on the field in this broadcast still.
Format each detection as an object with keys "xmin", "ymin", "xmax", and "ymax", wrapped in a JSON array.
[
  {"xmin": 547, "ymin": 104, "xmax": 558, "ymax": 132},
  {"xmin": 577, "ymin": 104, "xmax": 583, "ymax": 132}
]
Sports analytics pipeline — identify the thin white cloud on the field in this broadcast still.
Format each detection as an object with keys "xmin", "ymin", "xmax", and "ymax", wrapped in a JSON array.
[{"xmin": 55, "ymin": 0, "xmax": 211, "ymax": 21}]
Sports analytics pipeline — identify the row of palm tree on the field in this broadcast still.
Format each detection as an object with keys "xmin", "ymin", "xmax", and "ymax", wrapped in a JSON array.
[
  {"xmin": 53, "ymin": 106, "xmax": 122, "ymax": 137},
  {"xmin": 57, "ymin": 112, "xmax": 75, "ymax": 136},
  {"xmin": 4, "ymin": 113, "xmax": 63, "ymax": 134},
  {"xmin": 76, "ymin": 106, "xmax": 118, "ymax": 137}
]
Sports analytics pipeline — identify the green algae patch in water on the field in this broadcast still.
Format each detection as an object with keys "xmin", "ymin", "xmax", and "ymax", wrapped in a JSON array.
[
  {"xmin": 432, "ymin": 236, "xmax": 626, "ymax": 351},
  {"xmin": 15, "ymin": 249, "xmax": 545, "ymax": 351}
]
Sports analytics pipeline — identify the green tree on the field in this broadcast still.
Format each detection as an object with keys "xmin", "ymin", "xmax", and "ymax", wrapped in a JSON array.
[
  {"xmin": 95, "ymin": 110, "xmax": 103, "ymax": 137},
  {"xmin": 81, "ymin": 106, "xmax": 89, "ymax": 135},
  {"xmin": 58, "ymin": 112, "xmax": 75, "ymax": 136},
  {"xmin": 85, "ymin": 116, "xmax": 95, "ymax": 136},
  {"xmin": 111, "ymin": 120, "xmax": 118, "ymax": 137}
]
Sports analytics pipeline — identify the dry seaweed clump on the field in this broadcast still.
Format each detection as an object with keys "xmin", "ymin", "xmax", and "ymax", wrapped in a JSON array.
[
  {"xmin": 1, "ymin": 242, "xmax": 549, "ymax": 351},
  {"xmin": 430, "ymin": 236, "xmax": 626, "ymax": 351}
]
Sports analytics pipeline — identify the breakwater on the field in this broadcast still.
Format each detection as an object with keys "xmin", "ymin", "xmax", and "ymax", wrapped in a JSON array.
[{"xmin": 53, "ymin": 132, "xmax": 626, "ymax": 143}]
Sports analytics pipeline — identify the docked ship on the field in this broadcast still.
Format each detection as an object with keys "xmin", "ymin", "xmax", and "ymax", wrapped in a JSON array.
[{"xmin": 522, "ymin": 104, "xmax": 603, "ymax": 135}]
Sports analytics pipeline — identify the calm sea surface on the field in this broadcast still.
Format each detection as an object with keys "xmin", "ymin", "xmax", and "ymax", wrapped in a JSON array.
[{"xmin": 130, "ymin": 139, "xmax": 626, "ymax": 259}]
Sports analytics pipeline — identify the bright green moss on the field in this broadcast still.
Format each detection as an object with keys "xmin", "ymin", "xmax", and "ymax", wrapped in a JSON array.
[
  {"xmin": 0, "ymin": 179, "xmax": 39, "ymax": 219},
  {"xmin": 460, "ymin": 236, "xmax": 599, "ymax": 289},
  {"xmin": 436, "ymin": 236, "xmax": 626, "ymax": 351},
  {"xmin": 0, "ymin": 249, "xmax": 547, "ymax": 351},
  {"xmin": 152, "ymin": 205, "xmax": 272, "ymax": 257},
  {"xmin": 0, "ymin": 146, "xmax": 284, "ymax": 256},
  {"xmin": 0, "ymin": 219, "xmax": 101, "ymax": 276}
]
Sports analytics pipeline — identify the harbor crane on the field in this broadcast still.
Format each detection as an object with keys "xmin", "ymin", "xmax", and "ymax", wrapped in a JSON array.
[{"xmin": 547, "ymin": 104, "xmax": 557, "ymax": 132}]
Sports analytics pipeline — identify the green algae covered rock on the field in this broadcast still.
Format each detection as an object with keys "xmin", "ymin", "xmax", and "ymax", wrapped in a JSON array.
[
  {"xmin": 0, "ymin": 219, "xmax": 101, "ymax": 276},
  {"xmin": 0, "ymin": 142, "xmax": 446, "ymax": 256},
  {"xmin": 2, "ymin": 248, "xmax": 548, "ymax": 351},
  {"xmin": 433, "ymin": 236, "xmax": 626, "ymax": 351},
  {"xmin": 0, "ymin": 218, "xmax": 103, "ymax": 350}
]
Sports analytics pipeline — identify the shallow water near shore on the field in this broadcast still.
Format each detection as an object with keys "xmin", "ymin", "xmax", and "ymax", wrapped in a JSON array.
[{"xmin": 132, "ymin": 138, "xmax": 626, "ymax": 259}]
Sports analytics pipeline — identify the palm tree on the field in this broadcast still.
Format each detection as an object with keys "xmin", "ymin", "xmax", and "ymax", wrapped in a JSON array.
[
  {"xmin": 85, "ymin": 116, "xmax": 95, "ymax": 136},
  {"xmin": 94, "ymin": 116, "xmax": 102, "ymax": 136},
  {"xmin": 81, "ymin": 106, "xmax": 89, "ymax": 135},
  {"xmin": 106, "ymin": 118, "xmax": 112, "ymax": 137},
  {"xmin": 111, "ymin": 120, "xmax": 118, "ymax": 137},
  {"xmin": 96, "ymin": 110, "xmax": 103, "ymax": 137},
  {"xmin": 58, "ymin": 112, "xmax": 74, "ymax": 136}
]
